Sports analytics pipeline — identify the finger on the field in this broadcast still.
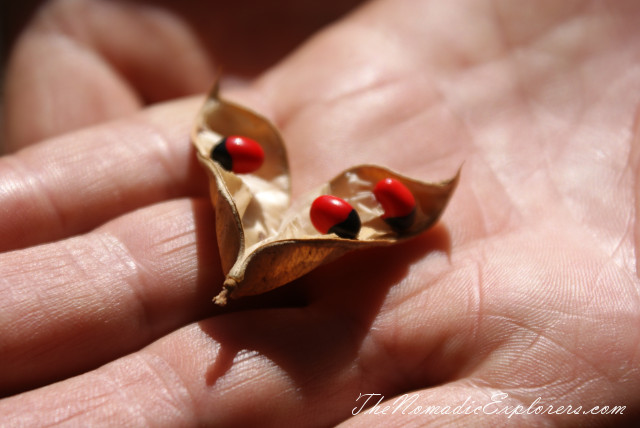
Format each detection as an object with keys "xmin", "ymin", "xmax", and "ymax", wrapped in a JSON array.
[
  {"xmin": 0, "ymin": 309, "xmax": 393, "ymax": 426},
  {"xmin": 2, "ymin": 0, "xmax": 212, "ymax": 151},
  {"xmin": 3, "ymin": 0, "xmax": 366, "ymax": 151},
  {"xmin": 0, "ymin": 197, "xmax": 223, "ymax": 396},
  {"xmin": 0, "ymin": 96, "xmax": 207, "ymax": 253}
]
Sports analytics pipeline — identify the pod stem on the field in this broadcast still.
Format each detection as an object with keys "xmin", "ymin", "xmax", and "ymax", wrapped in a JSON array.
[{"xmin": 213, "ymin": 277, "xmax": 238, "ymax": 306}]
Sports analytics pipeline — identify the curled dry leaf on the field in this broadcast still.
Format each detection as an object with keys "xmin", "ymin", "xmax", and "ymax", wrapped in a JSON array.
[{"xmin": 192, "ymin": 82, "xmax": 460, "ymax": 305}]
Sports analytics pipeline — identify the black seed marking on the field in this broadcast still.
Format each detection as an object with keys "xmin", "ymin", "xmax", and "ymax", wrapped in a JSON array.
[
  {"xmin": 328, "ymin": 209, "xmax": 361, "ymax": 239},
  {"xmin": 384, "ymin": 207, "xmax": 416, "ymax": 232},
  {"xmin": 211, "ymin": 138, "xmax": 233, "ymax": 171}
]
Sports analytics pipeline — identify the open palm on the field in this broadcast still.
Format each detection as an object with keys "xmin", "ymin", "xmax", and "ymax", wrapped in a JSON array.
[{"xmin": 2, "ymin": 0, "xmax": 639, "ymax": 426}]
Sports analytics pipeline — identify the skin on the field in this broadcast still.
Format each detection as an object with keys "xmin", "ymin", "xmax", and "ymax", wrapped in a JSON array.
[{"xmin": 1, "ymin": 0, "xmax": 639, "ymax": 426}]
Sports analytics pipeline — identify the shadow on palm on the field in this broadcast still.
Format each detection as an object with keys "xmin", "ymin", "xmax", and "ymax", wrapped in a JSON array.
[{"xmin": 198, "ymin": 223, "xmax": 451, "ymax": 391}]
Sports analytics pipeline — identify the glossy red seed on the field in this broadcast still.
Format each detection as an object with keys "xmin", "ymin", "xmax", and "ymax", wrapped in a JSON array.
[
  {"xmin": 310, "ymin": 195, "xmax": 360, "ymax": 238},
  {"xmin": 373, "ymin": 178, "xmax": 416, "ymax": 219},
  {"xmin": 224, "ymin": 135, "xmax": 264, "ymax": 173}
]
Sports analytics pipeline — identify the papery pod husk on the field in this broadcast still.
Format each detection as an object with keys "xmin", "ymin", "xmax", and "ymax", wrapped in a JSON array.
[{"xmin": 192, "ymin": 82, "xmax": 460, "ymax": 305}]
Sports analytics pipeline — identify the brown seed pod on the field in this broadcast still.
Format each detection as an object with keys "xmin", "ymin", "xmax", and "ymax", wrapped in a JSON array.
[{"xmin": 192, "ymin": 82, "xmax": 460, "ymax": 305}]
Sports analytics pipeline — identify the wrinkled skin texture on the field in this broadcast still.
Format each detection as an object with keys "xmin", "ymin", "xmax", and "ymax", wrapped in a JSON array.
[{"xmin": 2, "ymin": 0, "xmax": 640, "ymax": 426}]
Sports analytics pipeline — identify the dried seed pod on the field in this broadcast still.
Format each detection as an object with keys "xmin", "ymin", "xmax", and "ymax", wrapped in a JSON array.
[{"xmin": 192, "ymin": 81, "xmax": 460, "ymax": 305}]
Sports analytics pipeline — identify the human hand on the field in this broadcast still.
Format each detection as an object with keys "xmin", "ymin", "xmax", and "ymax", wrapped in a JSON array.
[{"xmin": 1, "ymin": 0, "xmax": 639, "ymax": 426}]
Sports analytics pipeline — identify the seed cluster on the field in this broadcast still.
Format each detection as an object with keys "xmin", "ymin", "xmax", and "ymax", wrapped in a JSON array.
[
  {"xmin": 210, "ymin": 136, "xmax": 417, "ymax": 240},
  {"xmin": 309, "ymin": 177, "xmax": 416, "ymax": 239}
]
